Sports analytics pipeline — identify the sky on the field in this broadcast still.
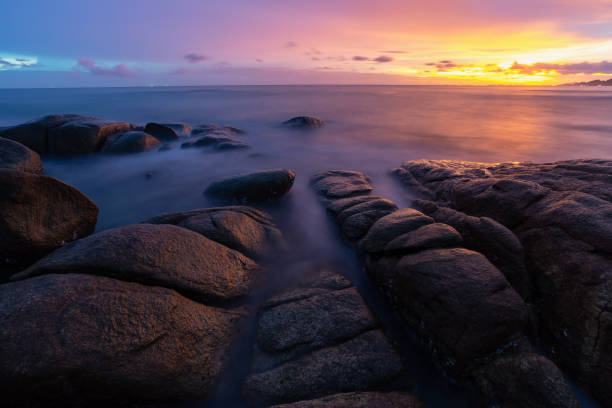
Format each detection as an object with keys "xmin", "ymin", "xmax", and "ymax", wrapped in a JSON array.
[{"xmin": 1, "ymin": 0, "xmax": 612, "ymax": 87}]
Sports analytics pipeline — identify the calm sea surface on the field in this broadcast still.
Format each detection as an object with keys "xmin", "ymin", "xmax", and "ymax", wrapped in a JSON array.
[{"xmin": 0, "ymin": 85, "xmax": 607, "ymax": 407}]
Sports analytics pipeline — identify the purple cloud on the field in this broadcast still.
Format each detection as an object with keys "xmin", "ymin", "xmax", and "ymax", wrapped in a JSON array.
[
  {"xmin": 285, "ymin": 41, "xmax": 298, "ymax": 48},
  {"xmin": 426, "ymin": 60, "xmax": 458, "ymax": 71},
  {"xmin": 184, "ymin": 53, "xmax": 208, "ymax": 63},
  {"xmin": 374, "ymin": 56, "xmax": 394, "ymax": 63},
  {"xmin": 75, "ymin": 57, "xmax": 136, "ymax": 77},
  {"xmin": 353, "ymin": 56, "xmax": 369, "ymax": 61}
]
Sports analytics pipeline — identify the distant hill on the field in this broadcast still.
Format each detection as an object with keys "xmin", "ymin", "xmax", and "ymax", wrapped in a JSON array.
[{"xmin": 561, "ymin": 78, "xmax": 612, "ymax": 86}]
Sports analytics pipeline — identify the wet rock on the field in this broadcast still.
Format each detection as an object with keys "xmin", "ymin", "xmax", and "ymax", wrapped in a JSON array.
[
  {"xmin": 48, "ymin": 118, "xmax": 133, "ymax": 156},
  {"xmin": 384, "ymin": 223, "xmax": 463, "ymax": 253},
  {"xmin": 341, "ymin": 208, "xmax": 397, "ymax": 241},
  {"xmin": 106, "ymin": 131, "xmax": 162, "ymax": 153},
  {"xmin": 160, "ymin": 122, "xmax": 191, "ymax": 136},
  {"xmin": 394, "ymin": 159, "xmax": 612, "ymax": 402},
  {"xmin": 144, "ymin": 122, "xmax": 180, "ymax": 141},
  {"xmin": 282, "ymin": 116, "xmax": 325, "ymax": 129},
  {"xmin": 0, "ymin": 137, "xmax": 43, "ymax": 173},
  {"xmin": 0, "ymin": 114, "xmax": 134, "ymax": 156},
  {"xmin": 224, "ymin": 125, "xmax": 246, "ymax": 135},
  {"xmin": 471, "ymin": 352, "xmax": 581, "ymax": 408},
  {"xmin": 158, "ymin": 143, "xmax": 174, "ymax": 152},
  {"xmin": 359, "ymin": 208, "xmax": 434, "ymax": 253},
  {"xmin": 144, "ymin": 206, "xmax": 284, "ymax": 260},
  {"xmin": 216, "ymin": 140, "xmax": 250, "ymax": 150},
  {"xmin": 0, "ymin": 114, "xmax": 87, "ymax": 153},
  {"xmin": 191, "ymin": 123, "xmax": 223, "ymax": 136},
  {"xmin": 413, "ymin": 199, "xmax": 531, "ymax": 300},
  {"xmin": 326, "ymin": 194, "xmax": 385, "ymax": 215},
  {"xmin": 12, "ymin": 223, "xmax": 259, "ymax": 304},
  {"xmin": 311, "ymin": 170, "xmax": 373, "ymax": 198},
  {"xmin": 0, "ymin": 169, "xmax": 98, "ymax": 276},
  {"xmin": 0, "ymin": 273, "xmax": 244, "ymax": 404},
  {"xmin": 205, "ymin": 168, "xmax": 295, "ymax": 203},
  {"xmin": 181, "ymin": 134, "xmax": 233, "ymax": 148},
  {"xmin": 368, "ymin": 248, "xmax": 527, "ymax": 369},
  {"xmin": 244, "ymin": 269, "xmax": 406, "ymax": 404},
  {"xmin": 270, "ymin": 392, "xmax": 425, "ymax": 408}
]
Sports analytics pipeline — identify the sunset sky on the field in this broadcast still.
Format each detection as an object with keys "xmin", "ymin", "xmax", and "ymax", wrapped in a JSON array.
[{"xmin": 1, "ymin": 0, "xmax": 612, "ymax": 87}]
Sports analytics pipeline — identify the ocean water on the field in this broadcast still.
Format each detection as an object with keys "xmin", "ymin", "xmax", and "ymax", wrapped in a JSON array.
[{"xmin": 0, "ymin": 85, "xmax": 609, "ymax": 407}]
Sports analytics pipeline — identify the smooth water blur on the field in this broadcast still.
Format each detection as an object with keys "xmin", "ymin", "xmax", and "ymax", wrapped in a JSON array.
[{"xmin": 0, "ymin": 85, "xmax": 608, "ymax": 407}]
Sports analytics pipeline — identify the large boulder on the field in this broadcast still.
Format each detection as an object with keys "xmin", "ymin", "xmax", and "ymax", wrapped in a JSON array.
[
  {"xmin": 282, "ymin": 116, "xmax": 325, "ymax": 129},
  {"xmin": 205, "ymin": 169, "xmax": 296, "ymax": 203},
  {"xmin": 144, "ymin": 122, "xmax": 180, "ymax": 141},
  {"xmin": 311, "ymin": 170, "xmax": 373, "ymax": 198},
  {"xmin": 0, "ymin": 169, "xmax": 98, "ymax": 276},
  {"xmin": 0, "ymin": 114, "xmax": 133, "ymax": 156},
  {"xmin": 0, "ymin": 137, "xmax": 43, "ymax": 173},
  {"xmin": 106, "ymin": 131, "xmax": 162, "ymax": 153},
  {"xmin": 393, "ymin": 159, "xmax": 612, "ymax": 404},
  {"xmin": 12, "ymin": 224, "xmax": 258, "ymax": 304},
  {"xmin": 0, "ymin": 273, "xmax": 244, "ymax": 405},
  {"xmin": 270, "ymin": 392, "xmax": 425, "ymax": 408},
  {"xmin": 413, "ymin": 199, "xmax": 531, "ymax": 300},
  {"xmin": 144, "ymin": 206, "xmax": 285, "ymax": 260},
  {"xmin": 471, "ymin": 352, "xmax": 581, "ymax": 408},
  {"xmin": 367, "ymin": 248, "xmax": 527, "ymax": 369},
  {"xmin": 243, "ymin": 269, "xmax": 406, "ymax": 405}
]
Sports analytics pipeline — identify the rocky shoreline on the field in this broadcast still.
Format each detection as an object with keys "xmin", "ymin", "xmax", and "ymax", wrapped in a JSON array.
[{"xmin": 0, "ymin": 114, "xmax": 610, "ymax": 407}]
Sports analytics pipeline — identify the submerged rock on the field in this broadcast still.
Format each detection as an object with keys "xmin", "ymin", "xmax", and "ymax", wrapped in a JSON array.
[
  {"xmin": 160, "ymin": 122, "xmax": 192, "ymax": 136},
  {"xmin": 312, "ymin": 170, "xmax": 373, "ymax": 198},
  {"xmin": 12, "ymin": 223, "xmax": 258, "ymax": 304},
  {"xmin": 144, "ymin": 206, "xmax": 285, "ymax": 260},
  {"xmin": 205, "ymin": 169, "xmax": 296, "ymax": 203},
  {"xmin": 394, "ymin": 159, "xmax": 612, "ymax": 404},
  {"xmin": 243, "ymin": 269, "xmax": 406, "ymax": 404},
  {"xmin": 282, "ymin": 116, "xmax": 325, "ymax": 129},
  {"xmin": 0, "ymin": 273, "xmax": 244, "ymax": 405},
  {"xmin": 144, "ymin": 122, "xmax": 180, "ymax": 141},
  {"xmin": 0, "ymin": 137, "xmax": 43, "ymax": 174},
  {"xmin": 106, "ymin": 131, "xmax": 162, "ymax": 153},
  {"xmin": 0, "ymin": 169, "xmax": 98, "ymax": 276}
]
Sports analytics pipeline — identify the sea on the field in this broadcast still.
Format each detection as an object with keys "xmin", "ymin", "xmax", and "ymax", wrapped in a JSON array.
[{"xmin": 1, "ymin": 85, "xmax": 608, "ymax": 407}]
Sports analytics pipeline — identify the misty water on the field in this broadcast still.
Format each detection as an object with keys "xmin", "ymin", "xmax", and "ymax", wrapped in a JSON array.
[{"xmin": 1, "ymin": 85, "xmax": 610, "ymax": 407}]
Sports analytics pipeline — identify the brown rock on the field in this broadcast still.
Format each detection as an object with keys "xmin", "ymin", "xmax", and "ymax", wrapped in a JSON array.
[
  {"xmin": 12, "ymin": 224, "xmax": 259, "ymax": 304},
  {"xmin": 311, "ymin": 170, "xmax": 374, "ymax": 198},
  {"xmin": 144, "ymin": 122, "xmax": 180, "ymax": 141},
  {"xmin": 0, "ymin": 137, "xmax": 43, "ymax": 173},
  {"xmin": 0, "ymin": 169, "xmax": 98, "ymax": 276},
  {"xmin": 204, "ymin": 169, "xmax": 296, "ymax": 203},
  {"xmin": 107, "ymin": 131, "xmax": 162, "ymax": 153}
]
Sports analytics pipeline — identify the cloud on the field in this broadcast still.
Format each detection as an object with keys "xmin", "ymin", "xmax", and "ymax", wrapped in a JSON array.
[
  {"xmin": 184, "ymin": 53, "xmax": 208, "ymax": 63},
  {"xmin": 0, "ymin": 58, "xmax": 17, "ymax": 67},
  {"xmin": 75, "ymin": 57, "xmax": 136, "ymax": 77},
  {"xmin": 373, "ymin": 56, "xmax": 394, "ymax": 63},
  {"xmin": 381, "ymin": 50, "xmax": 409, "ymax": 54},
  {"xmin": 352, "ymin": 56, "xmax": 369, "ymax": 61},
  {"xmin": 256, "ymin": 59, "xmax": 264, "ymax": 63},
  {"xmin": 285, "ymin": 41, "xmax": 298, "ymax": 48},
  {"xmin": 425, "ymin": 60, "xmax": 458, "ymax": 71},
  {"xmin": 509, "ymin": 60, "xmax": 612, "ymax": 75}
]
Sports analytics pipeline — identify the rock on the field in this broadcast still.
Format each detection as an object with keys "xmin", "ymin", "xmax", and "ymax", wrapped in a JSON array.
[
  {"xmin": 270, "ymin": 392, "xmax": 426, "ymax": 408},
  {"xmin": 106, "ymin": 131, "xmax": 162, "ymax": 153},
  {"xmin": 144, "ymin": 122, "xmax": 180, "ymax": 141},
  {"xmin": 341, "ymin": 209, "xmax": 397, "ymax": 241},
  {"xmin": 359, "ymin": 209, "xmax": 434, "ymax": 253},
  {"xmin": 12, "ymin": 224, "xmax": 259, "ymax": 304},
  {"xmin": 158, "ymin": 143, "xmax": 174, "ymax": 152},
  {"xmin": 282, "ymin": 116, "xmax": 325, "ymax": 129},
  {"xmin": 312, "ymin": 170, "xmax": 374, "ymax": 198},
  {"xmin": 471, "ymin": 352, "xmax": 581, "ymax": 408},
  {"xmin": 0, "ymin": 169, "xmax": 98, "ymax": 276},
  {"xmin": 216, "ymin": 140, "xmax": 250, "ymax": 150},
  {"xmin": 191, "ymin": 123, "xmax": 222, "ymax": 136},
  {"xmin": 160, "ymin": 122, "xmax": 191, "ymax": 136},
  {"xmin": 48, "ymin": 118, "xmax": 133, "ymax": 156},
  {"xmin": 367, "ymin": 248, "xmax": 527, "ymax": 369},
  {"xmin": 244, "ymin": 269, "xmax": 406, "ymax": 404},
  {"xmin": 0, "ymin": 137, "xmax": 43, "ymax": 173},
  {"xmin": 204, "ymin": 169, "xmax": 295, "ymax": 203},
  {"xmin": 144, "ymin": 206, "xmax": 284, "ymax": 260},
  {"xmin": 384, "ymin": 223, "xmax": 463, "ymax": 253},
  {"xmin": 0, "ymin": 114, "xmax": 87, "ymax": 153},
  {"xmin": 413, "ymin": 199, "xmax": 531, "ymax": 300},
  {"xmin": 224, "ymin": 125, "xmax": 246, "ymax": 135},
  {"xmin": 394, "ymin": 159, "xmax": 612, "ymax": 403},
  {"xmin": 0, "ymin": 273, "xmax": 244, "ymax": 404},
  {"xmin": 326, "ymin": 195, "xmax": 385, "ymax": 215},
  {"xmin": 181, "ymin": 134, "xmax": 233, "ymax": 148}
]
